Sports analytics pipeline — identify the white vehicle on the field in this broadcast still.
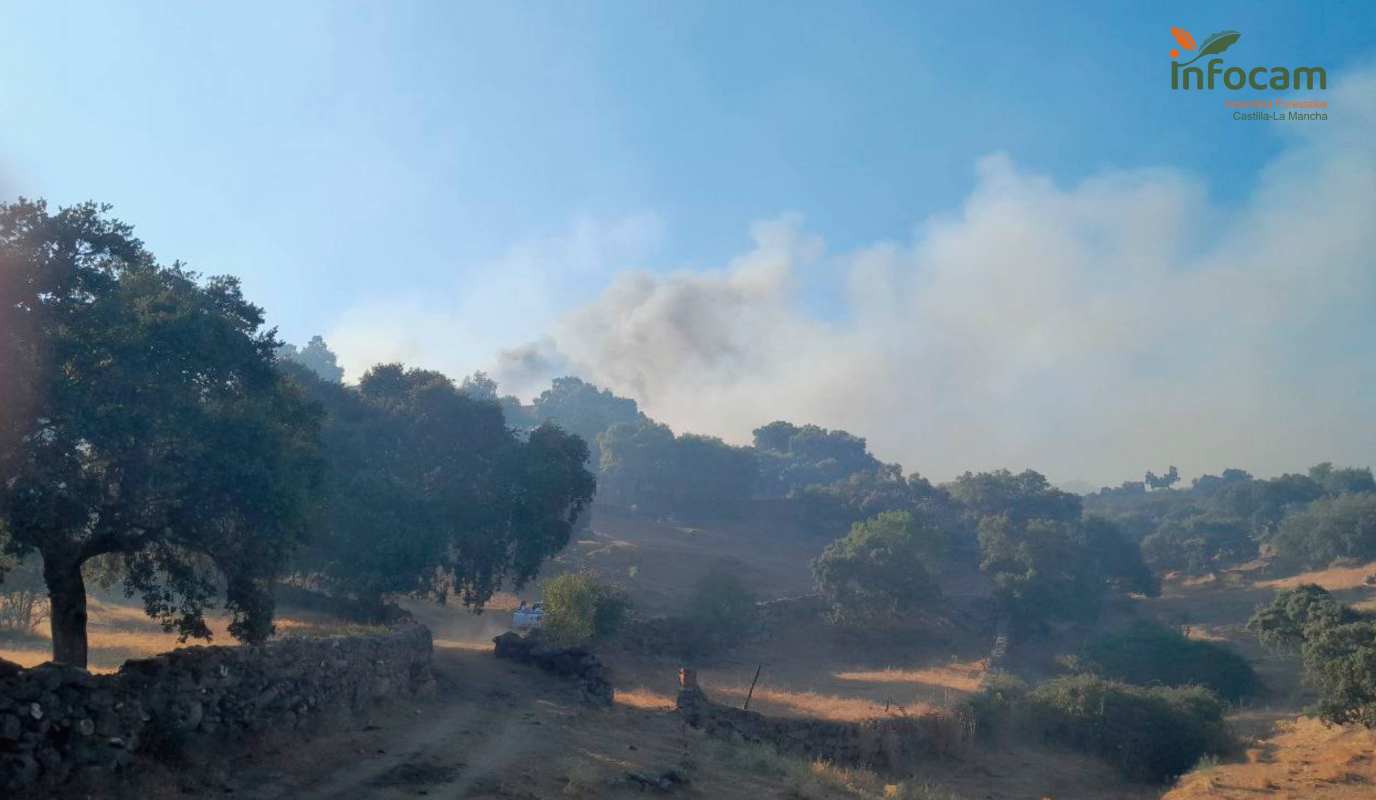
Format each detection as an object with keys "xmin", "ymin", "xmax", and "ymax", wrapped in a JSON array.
[{"xmin": 513, "ymin": 601, "xmax": 545, "ymax": 630}]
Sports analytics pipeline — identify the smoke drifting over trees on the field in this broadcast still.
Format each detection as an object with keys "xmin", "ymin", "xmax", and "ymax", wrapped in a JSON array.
[{"xmin": 316, "ymin": 69, "xmax": 1376, "ymax": 486}]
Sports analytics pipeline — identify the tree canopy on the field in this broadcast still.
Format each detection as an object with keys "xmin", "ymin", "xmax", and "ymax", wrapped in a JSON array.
[
  {"xmin": 1086, "ymin": 462, "xmax": 1375, "ymax": 576},
  {"xmin": 811, "ymin": 510, "xmax": 949, "ymax": 627},
  {"xmin": 284, "ymin": 362, "xmax": 596, "ymax": 611},
  {"xmin": 1270, "ymin": 492, "xmax": 1376, "ymax": 570},
  {"xmin": 954, "ymin": 470, "xmax": 1155, "ymax": 628},
  {"xmin": 597, "ymin": 420, "xmax": 756, "ymax": 519},
  {"xmin": 752, "ymin": 421, "xmax": 893, "ymax": 497},
  {"xmin": 790, "ymin": 469, "xmax": 955, "ymax": 538},
  {"xmin": 0, "ymin": 199, "xmax": 322, "ymax": 666},
  {"xmin": 1250, "ymin": 585, "xmax": 1376, "ymax": 727},
  {"xmin": 529, "ymin": 376, "xmax": 644, "ymax": 467},
  {"xmin": 277, "ymin": 334, "xmax": 345, "ymax": 383},
  {"xmin": 948, "ymin": 469, "xmax": 1083, "ymax": 526}
]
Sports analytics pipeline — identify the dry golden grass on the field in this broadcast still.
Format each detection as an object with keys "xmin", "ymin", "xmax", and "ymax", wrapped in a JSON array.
[
  {"xmin": 1164, "ymin": 716, "xmax": 1376, "ymax": 799},
  {"xmin": 704, "ymin": 738, "xmax": 970, "ymax": 799},
  {"xmin": 431, "ymin": 638, "xmax": 497, "ymax": 652},
  {"xmin": 1256, "ymin": 560, "xmax": 1376, "ymax": 591},
  {"xmin": 614, "ymin": 686, "xmax": 677, "ymax": 711},
  {"xmin": 0, "ymin": 645, "xmax": 54, "ymax": 669},
  {"xmin": 833, "ymin": 660, "xmax": 986, "ymax": 694},
  {"xmin": 1350, "ymin": 597, "xmax": 1376, "ymax": 614},
  {"xmin": 1, "ymin": 597, "xmax": 229, "ymax": 672},
  {"xmin": 706, "ymin": 683, "xmax": 939, "ymax": 722},
  {"xmin": 479, "ymin": 591, "xmax": 524, "ymax": 612},
  {"xmin": 1182, "ymin": 624, "xmax": 1233, "ymax": 642},
  {"xmin": 0, "ymin": 596, "xmax": 373, "ymax": 673}
]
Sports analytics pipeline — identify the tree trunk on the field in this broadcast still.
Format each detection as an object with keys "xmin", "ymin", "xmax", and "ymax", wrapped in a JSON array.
[{"xmin": 44, "ymin": 555, "xmax": 89, "ymax": 668}]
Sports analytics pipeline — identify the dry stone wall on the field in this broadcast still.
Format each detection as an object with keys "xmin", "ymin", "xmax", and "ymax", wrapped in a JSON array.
[
  {"xmin": 676, "ymin": 680, "xmax": 969, "ymax": 772},
  {"xmin": 0, "ymin": 620, "xmax": 434, "ymax": 793},
  {"xmin": 492, "ymin": 631, "xmax": 613, "ymax": 706}
]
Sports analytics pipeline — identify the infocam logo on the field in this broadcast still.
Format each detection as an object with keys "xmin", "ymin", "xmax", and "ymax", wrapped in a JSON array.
[{"xmin": 1169, "ymin": 27, "xmax": 1326, "ymax": 91}]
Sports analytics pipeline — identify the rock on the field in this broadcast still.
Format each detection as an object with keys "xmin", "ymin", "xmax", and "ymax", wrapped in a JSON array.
[
  {"xmin": 625, "ymin": 769, "xmax": 690, "ymax": 793},
  {"xmin": 658, "ymin": 768, "xmax": 689, "ymax": 789},
  {"xmin": 86, "ymin": 689, "xmax": 115, "ymax": 710},
  {"xmin": 2, "ymin": 753, "xmax": 39, "ymax": 787},
  {"xmin": 493, "ymin": 633, "xmax": 615, "ymax": 706},
  {"xmin": 492, "ymin": 632, "xmax": 531, "ymax": 660}
]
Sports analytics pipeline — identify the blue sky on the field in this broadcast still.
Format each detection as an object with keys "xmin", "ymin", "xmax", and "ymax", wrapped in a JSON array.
[{"xmin": 2, "ymin": 1, "xmax": 1374, "ymax": 481}]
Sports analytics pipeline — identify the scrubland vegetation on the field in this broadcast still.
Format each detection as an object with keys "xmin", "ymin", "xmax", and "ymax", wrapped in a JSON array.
[
  {"xmin": 540, "ymin": 572, "xmax": 630, "ymax": 647},
  {"xmin": 4, "ymin": 198, "xmax": 1376, "ymax": 797},
  {"xmin": 964, "ymin": 674, "xmax": 1234, "ymax": 783},
  {"xmin": 1249, "ymin": 585, "xmax": 1376, "ymax": 726},
  {"xmin": 1079, "ymin": 622, "xmax": 1259, "ymax": 702}
]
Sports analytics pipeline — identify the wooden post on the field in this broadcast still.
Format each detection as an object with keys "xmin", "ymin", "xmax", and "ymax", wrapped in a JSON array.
[{"xmin": 742, "ymin": 663, "xmax": 762, "ymax": 711}]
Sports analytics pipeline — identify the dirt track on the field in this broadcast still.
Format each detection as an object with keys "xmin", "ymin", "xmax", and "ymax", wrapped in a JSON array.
[
  {"xmin": 112, "ymin": 598, "xmax": 724, "ymax": 800},
  {"xmin": 233, "ymin": 644, "xmax": 608, "ymax": 799}
]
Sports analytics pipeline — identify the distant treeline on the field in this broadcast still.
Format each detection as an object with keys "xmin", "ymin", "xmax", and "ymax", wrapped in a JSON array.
[
  {"xmin": 359, "ymin": 358, "xmax": 1374, "ymax": 584},
  {"xmin": 295, "ymin": 362, "xmax": 1159, "ymax": 632},
  {"xmin": 1085, "ymin": 464, "xmax": 1376, "ymax": 574}
]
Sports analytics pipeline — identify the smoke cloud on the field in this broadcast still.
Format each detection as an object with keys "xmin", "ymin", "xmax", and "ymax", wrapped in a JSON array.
[
  {"xmin": 341, "ymin": 68, "xmax": 1376, "ymax": 485},
  {"xmin": 328, "ymin": 213, "xmax": 662, "ymax": 384}
]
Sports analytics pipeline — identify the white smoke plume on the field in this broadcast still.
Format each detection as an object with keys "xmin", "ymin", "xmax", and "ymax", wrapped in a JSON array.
[
  {"xmin": 489, "ymin": 69, "xmax": 1376, "ymax": 484},
  {"xmin": 328, "ymin": 213, "xmax": 662, "ymax": 384}
]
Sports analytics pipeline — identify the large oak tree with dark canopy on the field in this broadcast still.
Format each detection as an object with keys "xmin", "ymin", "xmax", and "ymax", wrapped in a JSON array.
[
  {"xmin": 0, "ymin": 199, "xmax": 323, "ymax": 667},
  {"xmin": 283, "ymin": 362, "xmax": 596, "ymax": 612},
  {"xmin": 950, "ymin": 469, "xmax": 1157, "ymax": 628}
]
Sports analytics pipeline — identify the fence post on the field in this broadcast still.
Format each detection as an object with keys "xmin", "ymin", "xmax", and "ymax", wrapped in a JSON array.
[{"xmin": 743, "ymin": 663, "xmax": 762, "ymax": 711}]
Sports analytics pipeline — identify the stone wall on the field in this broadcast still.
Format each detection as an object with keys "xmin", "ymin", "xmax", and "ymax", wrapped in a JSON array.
[
  {"xmin": 492, "ymin": 632, "xmax": 613, "ymax": 706},
  {"xmin": 676, "ymin": 680, "xmax": 969, "ymax": 772},
  {"xmin": 0, "ymin": 620, "xmax": 434, "ymax": 793}
]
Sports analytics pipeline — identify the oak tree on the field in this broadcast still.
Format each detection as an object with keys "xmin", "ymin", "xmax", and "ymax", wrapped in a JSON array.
[{"xmin": 0, "ymin": 199, "xmax": 322, "ymax": 667}]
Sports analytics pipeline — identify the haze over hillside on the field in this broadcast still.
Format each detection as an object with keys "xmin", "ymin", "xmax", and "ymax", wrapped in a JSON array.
[
  {"xmin": 5, "ymin": 5, "xmax": 1376, "ymax": 799},
  {"xmin": 330, "ymin": 70, "xmax": 1376, "ymax": 485},
  {"xmin": 6, "ymin": 5, "xmax": 1373, "ymax": 488}
]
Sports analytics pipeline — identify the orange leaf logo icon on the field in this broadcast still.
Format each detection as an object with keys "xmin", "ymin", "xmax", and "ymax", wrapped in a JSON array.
[{"xmin": 1171, "ymin": 27, "xmax": 1196, "ymax": 51}]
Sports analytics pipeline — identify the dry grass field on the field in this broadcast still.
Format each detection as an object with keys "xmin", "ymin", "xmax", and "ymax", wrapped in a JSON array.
[
  {"xmin": 1145, "ymin": 562, "xmax": 1376, "ymax": 799},
  {"xmin": 462, "ymin": 520, "xmax": 1376, "ymax": 799},
  {"xmin": 1165, "ymin": 717, "xmax": 1376, "ymax": 800},
  {"xmin": 0, "ymin": 591, "xmax": 386, "ymax": 672},
  {"xmin": 117, "ymin": 600, "xmax": 1152, "ymax": 800}
]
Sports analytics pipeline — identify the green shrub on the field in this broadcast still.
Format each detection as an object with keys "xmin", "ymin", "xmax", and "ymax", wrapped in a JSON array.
[
  {"xmin": 541, "ymin": 573, "xmax": 630, "ymax": 647},
  {"xmin": 1139, "ymin": 514, "xmax": 1255, "ymax": 575},
  {"xmin": 963, "ymin": 673, "xmax": 1028, "ymax": 741},
  {"xmin": 811, "ymin": 511, "xmax": 946, "ymax": 628},
  {"xmin": 1246, "ymin": 583, "xmax": 1353, "ymax": 652},
  {"xmin": 1023, "ymin": 675, "xmax": 1232, "ymax": 783},
  {"xmin": 1301, "ymin": 619, "xmax": 1376, "ymax": 727},
  {"xmin": 1081, "ymin": 621, "xmax": 1260, "ymax": 701},
  {"xmin": 977, "ymin": 516, "xmax": 1121, "ymax": 629},
  {"xmin": 1250, "ymin": 586, "xmax": 1376, "ymax": 727}
]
